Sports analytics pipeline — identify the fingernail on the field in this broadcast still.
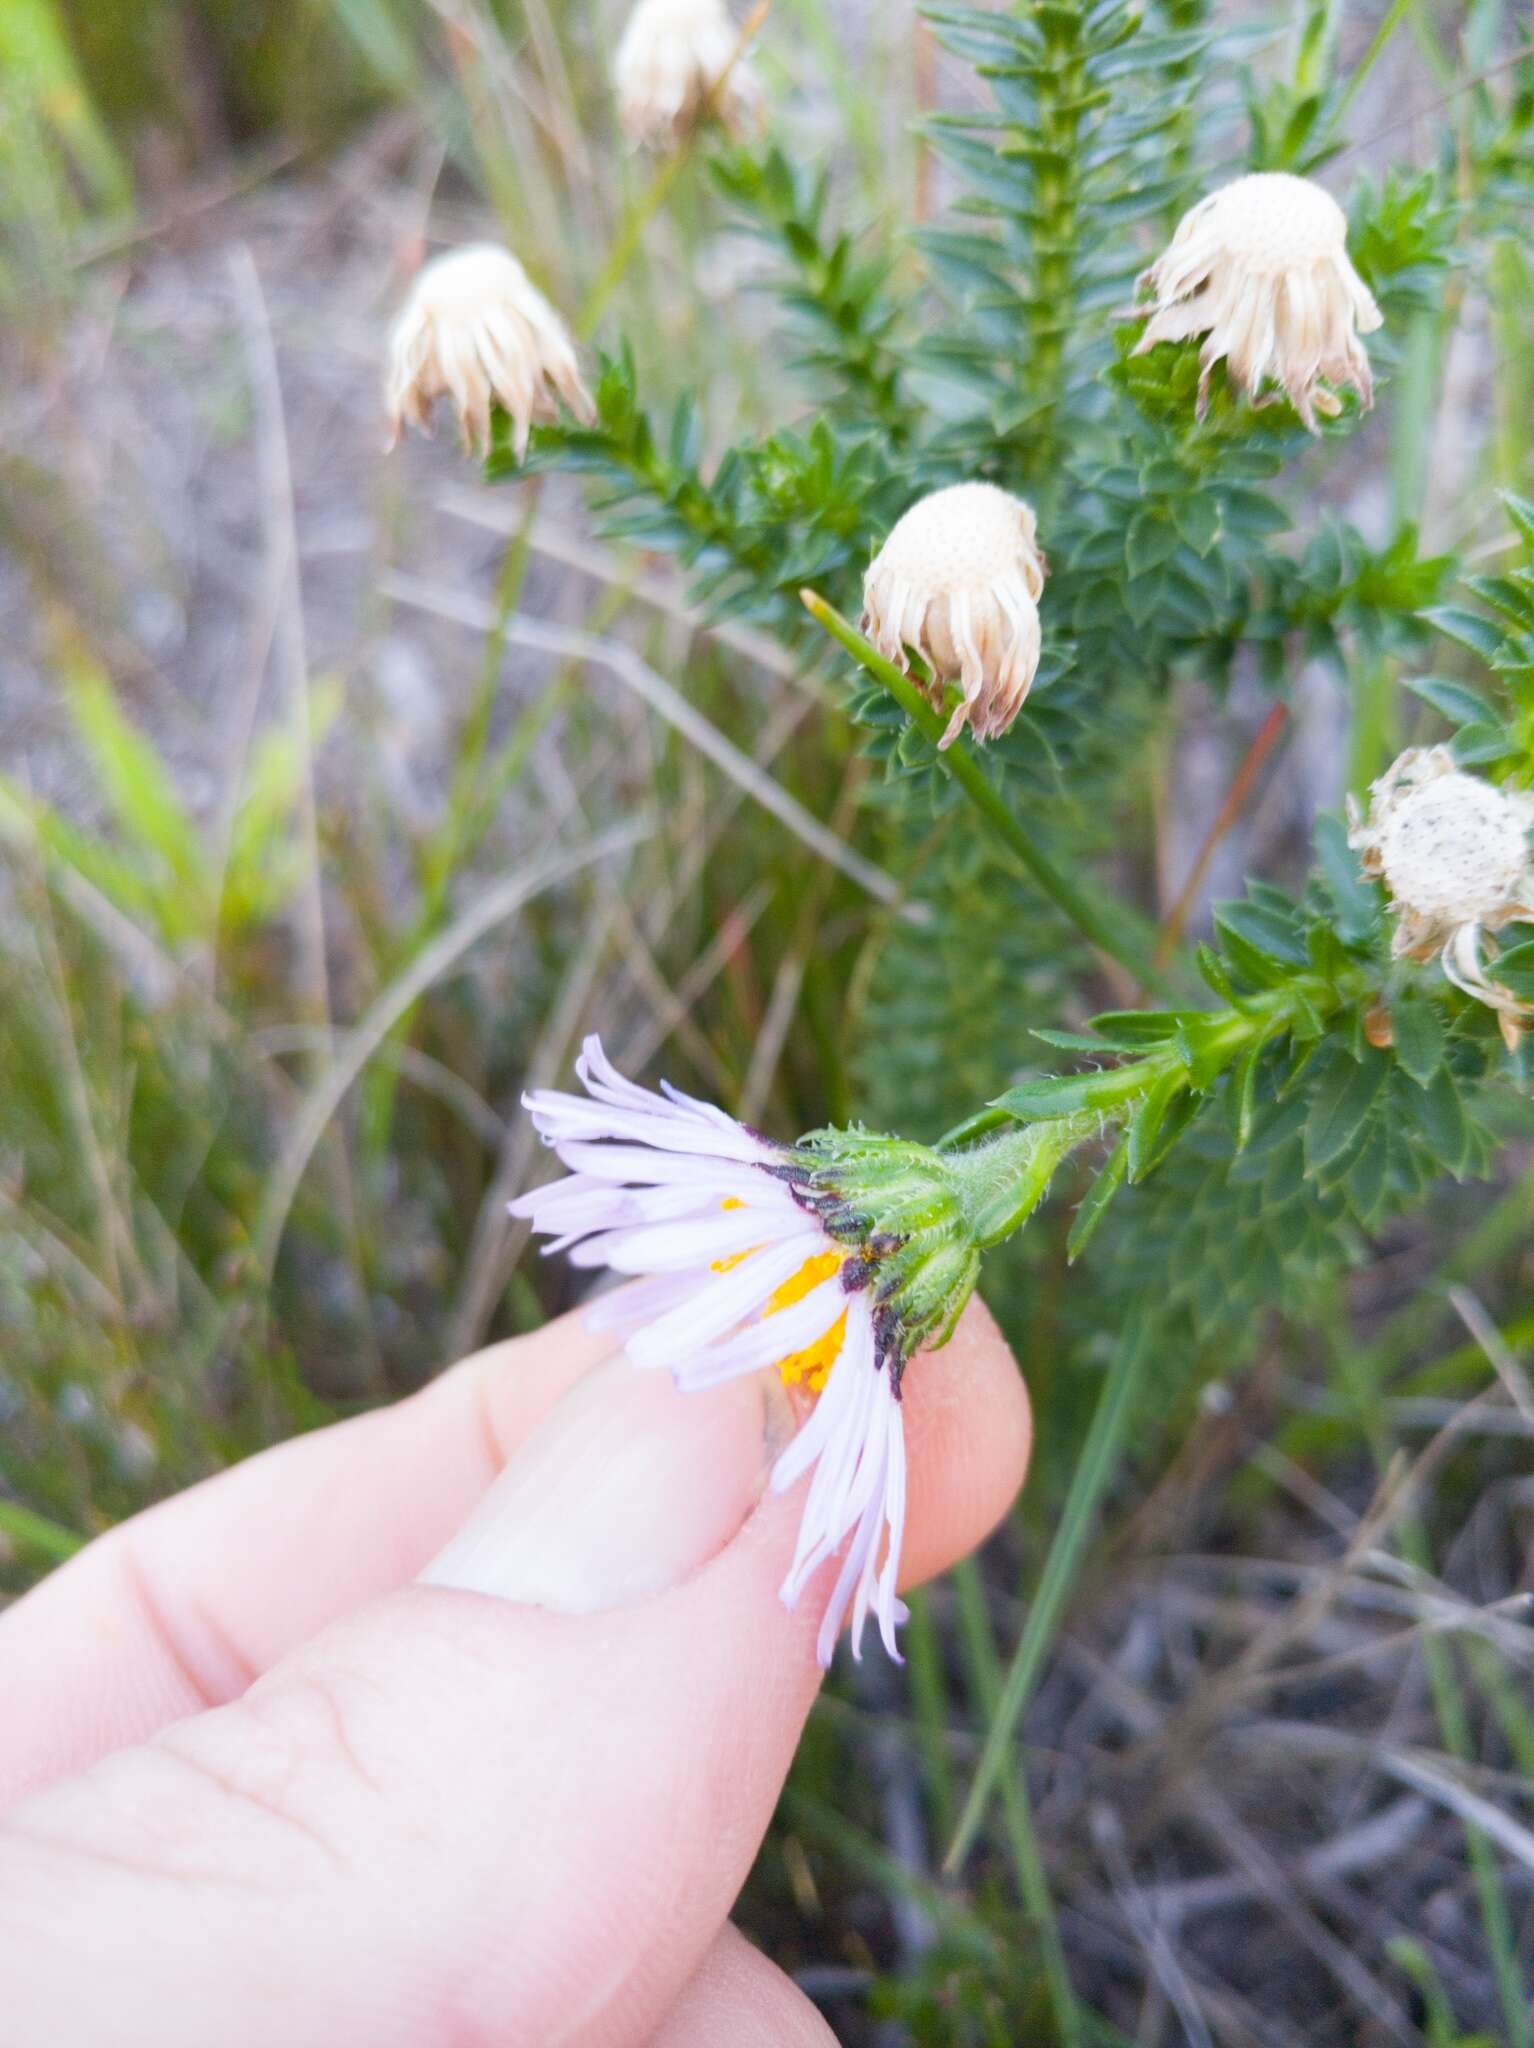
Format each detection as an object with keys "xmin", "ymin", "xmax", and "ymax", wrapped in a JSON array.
[{"xmin": 420, "ymin": 1356, "xmax": 771, "ymax": 1611}]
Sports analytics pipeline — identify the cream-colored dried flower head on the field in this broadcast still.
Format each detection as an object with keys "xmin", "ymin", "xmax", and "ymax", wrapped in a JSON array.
[
  {"xmin": 1132, "ymin": 172, "xmax": 1383, "ymax": 432},
  {"xmin": 862, "ymin": 483, "xmax": 1045, "ymax": 751},
  {"xmin": 1348, "ymin": 746, "xmax": 1534, "ymax": 1048},
  {"xmin": 614, "ymin": 0, "xmax": 764, "ymax": 149},
  {"xmin": 385, "ymin": 243, "xmax": 594, "ymax": 461}
]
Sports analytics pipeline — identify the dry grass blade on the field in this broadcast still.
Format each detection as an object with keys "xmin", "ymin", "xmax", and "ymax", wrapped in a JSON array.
[
  {"xmin": 381, "ymin": 569, "xmax": 917, "ymax": 914},
  {"xmin": 448, "ymin": 890, "xmax": 620, "ymax": 1354},
  {"xmin": 437, "ymin": 490, "xmax": 812, "ymax": 686},
  {"xmin": 1448, "ymin": 1285, "xmax": 1534, "ymax": 1432},
  {"xmin": 252, "ymin": 819, "xmax": 648, "ymax": 1280}
]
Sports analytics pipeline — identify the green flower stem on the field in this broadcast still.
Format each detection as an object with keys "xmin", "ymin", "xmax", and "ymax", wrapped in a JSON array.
[
  {"xmin": 1330, "ymin": 0, "xmax": 1414, "ymax": 125},
  {"xmin": 1027, "ymin": 0, "xmax": 1087, "ymax": 431},
  {"xmin": 947, "ymin": 1116, "xmax": 1096, "ymax": 1246},
  {"xmin": 941, "ymin": 972, "xmax": 1343, "ymax": 1158},
  {"xmin": 799, "ymin": 590, "xmax": 1166, "ymax": 990}
]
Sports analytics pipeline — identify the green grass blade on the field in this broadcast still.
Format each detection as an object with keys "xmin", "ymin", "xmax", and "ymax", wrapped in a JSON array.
[{"xmin": 953, "ymin": 1555, "xmax": 1085, "ymax": 2046}]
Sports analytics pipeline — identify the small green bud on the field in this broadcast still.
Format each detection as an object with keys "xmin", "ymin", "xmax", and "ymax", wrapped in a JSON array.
[
  {"xmin": 786, "ymin": 1128, "xmax": 979, "ymax": 1393},
  {"xmin": 786, "ymin": 1119, "xmax": 1080, "ymax": 1391}
]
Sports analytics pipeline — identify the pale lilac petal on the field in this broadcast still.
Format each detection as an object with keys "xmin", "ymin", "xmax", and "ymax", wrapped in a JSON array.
[
  {"xmin": 874, "ymin": 1404, "xmax": 909, "ymax": 1658},
  {"xmin": 770, "ymin": 1302, "xmax": 909, "ymax": 1665},
  {"xmin": 557, "ymin": 1180, "xmax": 760, "ymax": 1230},
  {"xmin": 658, "ymin": 1074, "xmax": 769, "ymax": 1140},
  {"xmin": 584, "ymin": 1271, "xmax": 706, "ymax": 1340},
  {"xmin": 796, "ymin": 1367, "xmax": 885, "ymax": 1595},
  {"xmin": 568, "ymin": 1201, "xmax": 808, "ymax": 1275},
  {"xmin": 546, "ymin": 1140, "xmax": 791, "ymax": 1198},
  {"xmin": 523, "ymin": 1092, "xmax": 769, "ymax": 1163},
  {"xmin": 625, "ymin": 1237, "xmax": 818, "ymax": 1368},
  {"xmin": 670, "ymin": 1277, "xmax": 847, "ymax": 1391},
  {"xmin": 851, "ymin": 1391, "xmax": 907, "ymax": 1661},
  {"xmin": 818, "ymin": 1486, "xmax": 884, "ymax": 1666},
  {"xmin": 771, "ymin": 1301, "xmax": 874, "ymax": 1499},
  {"xmin": 510, "ymin": 1174, "xmax": 633, "ymax": 1238},
  {"xmin": 572, "ymin": 1036, "xmax": 778, "ymax": 1161}
]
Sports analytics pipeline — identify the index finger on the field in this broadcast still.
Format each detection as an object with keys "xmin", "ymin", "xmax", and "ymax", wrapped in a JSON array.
[{"xmin": 0, "ymin": 1312, "xmax": 613, "ymax": 1806}]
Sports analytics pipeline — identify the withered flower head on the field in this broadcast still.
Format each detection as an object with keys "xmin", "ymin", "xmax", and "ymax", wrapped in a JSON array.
[
  {"xmin": 862, "ymin": 483, "xmax": 1046, "ymax": 751},
  {"xmin": 1349, "ymin": 746, "xmax": 1534, "ymax": 1049},
  {"xmin": 1132, "ymin": 172, "xmax": 1382, "ymax": 432},
  {"xmin": 614, "ymin": 0, "xmax": 764, "ymax": 150},
  {"xmin": 385, "ymin": 243, "xmax": 594, "ymax": 461}
]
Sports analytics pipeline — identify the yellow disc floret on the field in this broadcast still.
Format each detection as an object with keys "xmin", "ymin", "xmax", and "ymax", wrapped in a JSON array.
[
  {"xmin": 767, "ymin": 1250, "xmax": 847, "ymax": 1395},
  {"xmin": 710, "ymin": 1196, "xmax": 753, "ymax": 1275},
  {"xmin": 708, "ymin": 1201, "xmax": 849, "ymax": 1396}
]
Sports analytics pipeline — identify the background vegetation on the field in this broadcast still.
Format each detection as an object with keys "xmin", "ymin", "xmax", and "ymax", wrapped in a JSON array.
[{"xmin": 1, "ymin": 1, "xmax": 1532, "ymax": 2042}]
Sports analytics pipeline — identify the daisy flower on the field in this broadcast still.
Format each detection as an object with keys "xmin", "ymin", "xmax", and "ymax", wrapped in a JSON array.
[{"xmin": 510, "ymin": 1039, "xmax": 974, "ymax": 1663}]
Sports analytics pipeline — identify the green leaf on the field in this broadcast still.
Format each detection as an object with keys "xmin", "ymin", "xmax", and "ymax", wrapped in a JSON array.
[
  {"xmin": 1126, "ymin": 1067, "xmax": 1185, "ymax": 1181},
  {"xmin": 1171, "ymin": 492, "xmax": 1221, "ymax": 555},
  {"xmin": 1217, "ymin": 924, "xmax": 1293, "ymax": 989},
  {"xmin": 1391, "ymin": 992, "xmax": 1447, "ymax": 1086},
  {"xmin": 1196, "ymin": 943, "xmax": 1237, "ymax": 1001},
  {"xmin": 1215, "ymin": 897, "xmax": 1310, "ymax": 968},
  {"xmin": 1067, "ymin": 1135, "xmax": 1129, "ymax": 1262},
  {"xmin": 1491, "ymin": 937, "xmax": 1534, "ymax": 1000},
  {"xmin": 1236, "ymin": 1090, "xmax": 1308, "ymax": 1168},
  {"xmin": 67, "ymin": 667, "xmax": 204, "ymax": 893},
  {"xmin": 1451, "ymin": 723, "xmax": 1515, "ymax": 767},
  {"xmin": 991, "ymin": 1068, "xmax": 1141, "ymax": 1121},
  {"xmin": 1175, "ymin": 1013, "xmax": 1249, "ymax": 1088},
  {"xmin": 1304, "ymin": 1047, "xmax": 1389, "ymax": 1174},
  {"xmin": 1228, "ymin": 1037, "xmax": 1263, "ymax": 1150},
  {"xmin": 1403, "ymin": 673, "xmax": 1498, "ymax": 729},
  {"xmin": 1290, "ymin": 986, "xmax": 1327, "ymax": 1040},
  {"xmin": 1421, "ymin": 604, "xmax": 1504, "ymax": 664},
  {"xmin": 1085, "ymin": 1009, "xmax": 1184, "ymax": 1045},
  {"xmin": 1125, "ymin": 508, "xmax": 1179, "ymax": 577},
  {"xmin": 1344, "ymin": 1116, "xmax": 1391, "ymax": 1222},
  {"xmin": 1503, "ymin": 491, "xmax": 1534, "ymax": 550},
  {"xmin": 1411, "ymin": 1064, "xmax": 1471, "ymax": 1177}
]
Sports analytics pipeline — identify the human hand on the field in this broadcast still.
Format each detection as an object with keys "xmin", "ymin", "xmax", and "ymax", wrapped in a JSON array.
[{"xmin": 0, "ymin": 1298, "xmax": 1031, "ymax": 2046}]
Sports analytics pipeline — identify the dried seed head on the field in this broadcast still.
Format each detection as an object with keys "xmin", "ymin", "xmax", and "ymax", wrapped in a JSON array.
[
  {"xmin": 384, "ymin": 243, "xmax": 594, "ymax": 461},
  {"xmin": 1376, "ymin": 772, "xmax": 1530, "ymax": 923},
  {"xmin": 862, "ymin": 483, "xmax": 1046, "ymax": 750},
  {"xmin": 1349, "ymin": 746, "xmax": 1534, "ymax": 1043},
  {"xmin": 1353, "ymin": 748, "xmax": 1534, "ymax": 929},
  {"xmin": 614, "ymin": 0, "xmax": 764, "ymax": 149},
  {"xmin": 1132, "ymin": 172, "xmax": 1383, "ymax": 432}
]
